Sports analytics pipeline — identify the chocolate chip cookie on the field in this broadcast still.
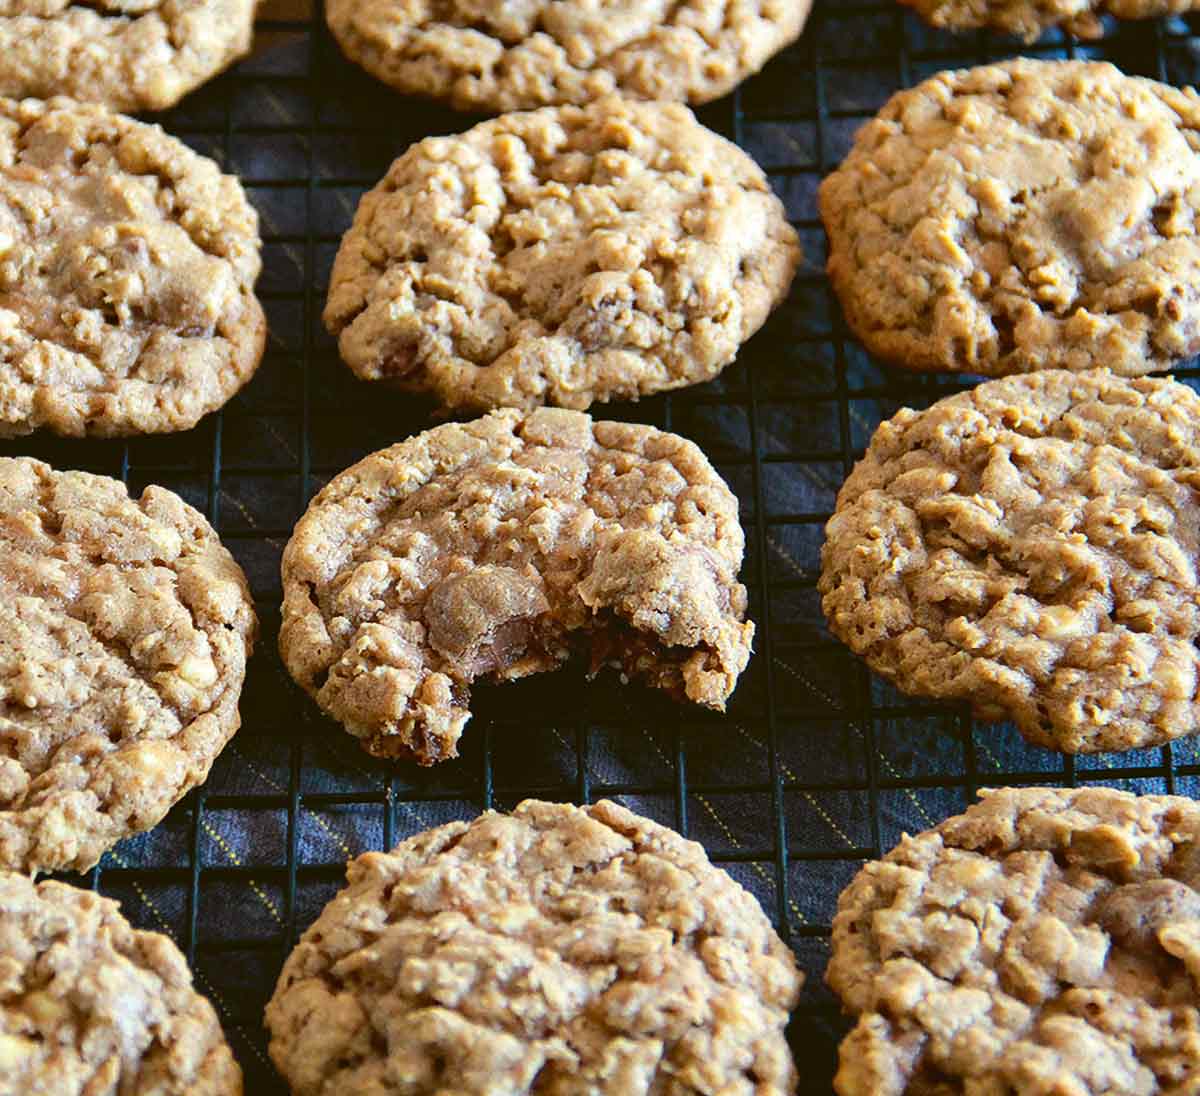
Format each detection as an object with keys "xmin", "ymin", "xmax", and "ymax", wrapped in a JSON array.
[
  {"xmin": 829, "ymin": 786, "xmax": 1200, "ymax": 1096},
  {"xmin": 901, "ymin": 0, "xmax": 1198, "ymax": 40},
  {"xmin": 265, "ymin": 799, "xmax": 801, "ymax": 1095},
  {"xmin": 820, "ymin": 59, "xmax": 1200, "ymax": 377},
  {"xmin": 325, "ymin": 97, "xmax": 799, "ymax": 414},
  {"xmin": 820, "ymin": 369, "xmax": 1200, "ymax": 754},
  {"xmin": 0, "ymin": 872, "xmax": 241, "ymax": 1094},
  {"xmin": 279, "ymin": 408, "xmax": 754, "ymax": 765},
  {"xmin": 0, "ymin": 98, "xmax": 265, "ymax": 437},
  {"xmin": 326, "ymin": 0, "xmax": 810, "ymax": 112},
  {"xmin": 0, "ymin": 0, "xmax": 254, "ymax": 112},
  {"xmin": 0, "ymin": 457, "xmax": 257, "ymax": 875}
]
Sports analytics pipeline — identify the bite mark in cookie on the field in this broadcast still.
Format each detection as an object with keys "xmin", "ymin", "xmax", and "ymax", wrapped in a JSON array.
[{"xmin": 279, "ymin": 408, "xmax": 754, "ymax": 765}]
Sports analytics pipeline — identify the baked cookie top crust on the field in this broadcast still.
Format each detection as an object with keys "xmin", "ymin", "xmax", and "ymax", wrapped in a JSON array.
[
  {"xmin": 0, "ymin": 874, "xmax": 242, "ymax": 1094},
  {"xmin": 820, "ymin": 59, "xmax": 1200, "ymax": 378},
  {"xmin": 266, "ymin": 799, "xmax": 801, "ymax": 1095},
  {"xmin": 0, "ymin": 0, "xmax": 254, "ymax": 112},
  {"xmin": 326, "ymin": 0, "xmax": 811, "ymax": 111},
  {"xmin": 901, "ymin": 0, "xmax": 1196, "ymax": 41},
  {"xmin": 325, "ymin": 97, "xmax": 798, "ymax": 414},
  {"xmin": 820, "ymin": 369, "xmax": 1200, "ymax": 754},
  {"xmin": 0, "ymin": 98, "xmax": 265, "ymax": 437},
  {"xmin": 829, "ymin": 786, "xmax": 1200, "ymax": 1096},
  {"xmin": 0, "ymin": 457, "xmax": 256, "ymax": 874}
]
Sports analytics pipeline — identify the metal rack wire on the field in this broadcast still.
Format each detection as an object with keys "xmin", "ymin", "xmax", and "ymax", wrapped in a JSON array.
[{"xmin": 9, "ymin": 1, "xmax": 1200, "ymax": 1089}]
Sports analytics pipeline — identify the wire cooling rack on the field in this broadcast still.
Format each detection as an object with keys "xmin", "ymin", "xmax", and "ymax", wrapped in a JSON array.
[{"xmin": 9, "ymin": 1, "xmax": 1200, "ymax": 1090}]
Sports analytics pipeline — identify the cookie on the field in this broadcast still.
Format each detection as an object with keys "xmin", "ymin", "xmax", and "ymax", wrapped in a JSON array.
[
  {"xmin": 901, "ymin": 0, "xmax": 1196, "ymax": 40},
  {"xmin": 0, "ymin": 457, "xmax": 257, "ymax": 875},
  {"xmin": 324, "ymin": 97, "xmax": 799, "ymax": 414},
  {"xmin": 819, "ymin": 59, "xmax": 1200, "ymax": 378},
  {"xmin": 819, "ymin": 369, "xmax": 1200, "ymax": 755},
  {"xmin": 0, "ymin": 0, "xmax": 254, "ymax": 112},
  {"xmin": 828, "ymin": 786, "xmax": 1200, "ymax": 1096},
  {"xmin": 326, "ymin": 0, "xmax": 810, "ymax": 112},
  {"xmin": 279, "ymin": 408, "xmax": 754, "ymax": 765},
  {"xmin": 0, "ymin": 98, "xmax": 265, "ymax": 437},
  {"xmin": 0, "ymin": 873, "xmax": 242, "ymax": 1094},
  {"xmin": 265, "ymin": 798, "xmax": 802, "ymax": 1095}
]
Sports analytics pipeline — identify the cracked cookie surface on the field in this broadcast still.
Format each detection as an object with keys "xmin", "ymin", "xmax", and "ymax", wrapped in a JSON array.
[
  {"xmin": 324, "ymin": 97, "xmax": 799, "ymax": 414},
  {"xmin": 0, "ymin": 0, "xmax": 254, "ymax": 111},
  {"xmin": 0, "ymin": 873, "xmax": 242, "ymax": 1094},
  {"xmin": 0, "ymin": 97, "xmax": 265, "ymax": 437},
  {"xmin": 820, "ymin": 59, "xmax": 1200, "ymax": 377},
  {"xmin": 325, "ymin": 0, "xmax": 810, "ymax": 111},
  {"xmin": 265, "ymin": 798, "xmax": 801, "ymax": 1096},
  {"xmin": 820, "ymin": 369, "xmax": 1200, "ymax": 754},
  {"xmin": 0, "ymin": 457, "xmax": 256, "ymax": 874},
  {"xmin": 828, "ymin": 786, "xmax": 1200, "ymax": 1096},
  {"xmin": 901, "ymin": 0, "xmax": 1199, "ymax": 40},
  {"xmin": 279, "ymin": 408, "xmax": 753, "ymax": 765}
]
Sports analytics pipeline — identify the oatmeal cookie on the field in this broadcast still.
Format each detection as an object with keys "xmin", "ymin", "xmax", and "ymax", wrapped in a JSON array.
[
  {"xmin": 0, "ymin": 873, "xmax": 241, "ymax": 1095},
  {"xmin": 279, "ymin": 408, "xmax": 753, "ymax": 765},
  {"xmin": 901, "ymin": 0, "xmax": 1199, "ymax": 40},
  {"xmin": 325, "ymin": 0, "xmax": 810, "ymax": 112},
  {"xmin": 820, "ymin": 369, "xmax": 1200, "ymax": 754},
  {"xmin": 265, "ymin": 798, "xmax": 801, "ymax": 1096},
  {"xmin": 820, "ymin": 59, "xmax": 1200, "ymax": 377},
  {"xmin": 0, "ymin": 0, "xmax": 254, "ymax": 112},
  {"xmin": 324, "ymin": 97, "xmax": 799, "ymax": 414},
  {"xmin": 0, "ymin": 97, "xmax": 265, "ymax": 437},
  {"xmin": 0, "ymin": 457, "xmax": 257, "ymax": 875},
  {"xmin": 828, "ymin": 786, "xmax": 1200, "ymax": 1096}
]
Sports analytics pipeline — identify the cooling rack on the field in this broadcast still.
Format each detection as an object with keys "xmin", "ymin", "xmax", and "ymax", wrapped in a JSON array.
[{"xmin": 9, "ymin": 1, "xmax": 1200, "ymax": 1089}]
